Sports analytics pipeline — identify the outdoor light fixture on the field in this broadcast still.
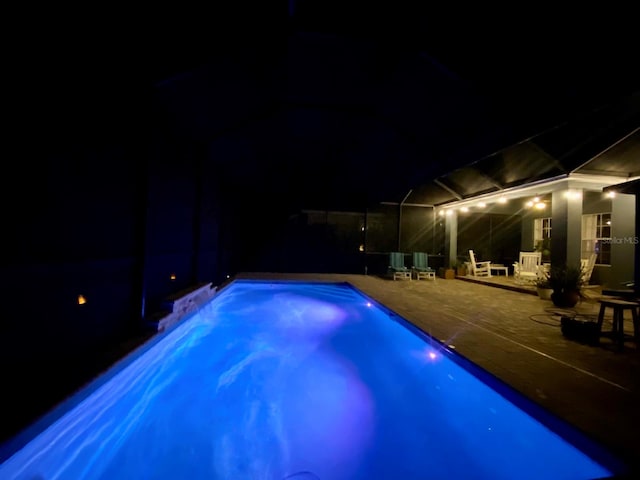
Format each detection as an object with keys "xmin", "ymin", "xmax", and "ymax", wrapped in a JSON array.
[
  {"xmin": 170, "ymin": 273, "xmax": 176, "ymax": 281},
  {"xmin": 434, "ymin": 173, "xmax": 622, "ymax": 214},
  {"xmin": 359, "ymin": 244, "xmax": 364, "ymax": 252},
  {"xmin": 438, "ymin": 210, "xmax": 446, "ymax": 216},
  {"xmin": 460, "ymin": 206, "xmax": 469, "ymax": 212},
  {"xmin": 445, "ymin": 210, "xmax": 453, "ymax": 216},
  {"xmin": 77, "ymin": 294, "xmax": 87, "ymax": 305}
]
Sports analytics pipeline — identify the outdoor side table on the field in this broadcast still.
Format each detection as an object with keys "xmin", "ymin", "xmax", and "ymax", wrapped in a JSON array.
[
  {"xmin": 490, "ymin": 264, "xmax": 509, "ymax": 276},
  {"xmin": 596, "ymin": 299, "xmax": 640, "ymax": 349}
]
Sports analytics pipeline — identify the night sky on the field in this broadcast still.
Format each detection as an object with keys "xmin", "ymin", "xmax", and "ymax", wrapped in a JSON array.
[{"xmin": 10, "ymin": 7, "xmax": 639, "ymax": 196}]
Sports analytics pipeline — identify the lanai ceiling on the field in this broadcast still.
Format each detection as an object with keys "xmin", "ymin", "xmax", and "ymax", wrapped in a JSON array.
[{"xmin": 407, "ymin": 93, "xmax": 640, "ymax": 207}]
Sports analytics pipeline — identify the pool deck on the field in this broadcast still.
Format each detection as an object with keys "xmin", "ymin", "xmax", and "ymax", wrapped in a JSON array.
[{"xmin": 235, "ymin": 272, "xmax": 640, "ymax": 477}]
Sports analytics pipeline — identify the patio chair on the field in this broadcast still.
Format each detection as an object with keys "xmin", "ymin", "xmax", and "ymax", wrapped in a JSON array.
[
  {"xmin": 412, "ymin": 252, "xmax": 436, "ymax": 281},
  {"xmin": 388, "ymin": 252, "xmax": 412, "ymax": 280},
  {"xmin": 468, "ymin": 250, "xmax": 492, "ymax": 277},
  {"xmin": 513, "ymin": 251, "xmax": 542, "ymax": 284}
]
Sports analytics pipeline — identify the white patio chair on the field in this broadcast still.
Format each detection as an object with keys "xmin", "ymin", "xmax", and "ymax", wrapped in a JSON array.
[
  {"xmin": 468, "ymin": 250, "xmax": 491, "ymax": 277},
  {"xmin": 513, "ymin": 251, "xmax": 542, "ymax": 284}
]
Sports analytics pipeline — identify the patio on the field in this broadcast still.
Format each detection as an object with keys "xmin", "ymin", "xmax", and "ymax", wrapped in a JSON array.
[
  {"xmin": 457, "ymin": 271, "xmax": 539, "ymax": 295},
  {"xmin": 236, "ymin": 271, "xmax": 640, "ymax": 476}
]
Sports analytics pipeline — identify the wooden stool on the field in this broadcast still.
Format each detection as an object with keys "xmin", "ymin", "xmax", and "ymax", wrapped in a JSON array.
[{"xmin": 596, "ymin": 299, "xmax": 640, "ymax": 349}]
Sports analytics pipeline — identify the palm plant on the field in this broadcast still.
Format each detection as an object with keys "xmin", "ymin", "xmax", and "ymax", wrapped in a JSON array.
[
  {"xmin": 548, "ymin": 264, "xmax": 584, "ymax": 293},
  {"xmin": 548, "ymin": 263, "xmax": 584, "ymax": 308},
  {"xmin": 535, "ymin": 272, "xmax": 552, "ymax": 289}
]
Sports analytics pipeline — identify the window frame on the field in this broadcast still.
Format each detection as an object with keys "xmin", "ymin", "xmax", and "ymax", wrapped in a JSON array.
[
  {"xmin": 533, "ymin": 217, "xmax": 552, "ymax": 244},
  {"xmin": 581, "ymin": 212, "xmax": 612, "ymax": 265}
]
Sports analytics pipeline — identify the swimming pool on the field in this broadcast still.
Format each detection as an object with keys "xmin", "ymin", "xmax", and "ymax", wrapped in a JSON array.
[{"xmin": 0, "ymin": 280, "xmax": 626, "ymax": 479}]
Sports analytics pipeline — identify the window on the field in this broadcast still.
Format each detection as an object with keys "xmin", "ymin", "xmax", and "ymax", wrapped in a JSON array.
[
  {"xmin": 533, "ymin": 217, "xmax": 552, "ymax": 243},
  {"xmin": 581, "ymin": 213, "xmax": 611, "ymax": 265}
]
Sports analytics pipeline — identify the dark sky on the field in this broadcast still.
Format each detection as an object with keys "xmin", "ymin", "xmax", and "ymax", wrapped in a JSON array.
[{"xmin": 9, "ymin": 6, "xmax": 640, "ymax": 210}]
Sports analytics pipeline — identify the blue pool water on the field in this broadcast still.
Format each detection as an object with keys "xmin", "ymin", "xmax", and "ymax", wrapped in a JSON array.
[{"xmin": 0, "ymin": 280, "xmax": 625, "ymax": 479}]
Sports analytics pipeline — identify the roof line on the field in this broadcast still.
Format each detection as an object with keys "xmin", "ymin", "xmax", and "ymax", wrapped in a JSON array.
[{"xmin": 436, "ymin": 174, "xmax": 569, "ymax": 209}]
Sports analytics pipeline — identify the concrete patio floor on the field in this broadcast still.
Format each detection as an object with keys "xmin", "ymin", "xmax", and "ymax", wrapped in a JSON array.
[{"xmin": 235, "ymin": 271, "xmax": 640, "ymax": 477}]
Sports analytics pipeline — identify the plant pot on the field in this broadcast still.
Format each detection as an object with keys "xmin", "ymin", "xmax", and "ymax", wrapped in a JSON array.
[
  {"xmin": 551, "ymin": 290, "xmax": 581, "ymax": 308},
  {"xmin": 438, "ymin": 268, "xmax": 455, "ymax": 279},
  {"xmin": 536, "ymin": 287, "xmax": 553, "ymax": 300}
]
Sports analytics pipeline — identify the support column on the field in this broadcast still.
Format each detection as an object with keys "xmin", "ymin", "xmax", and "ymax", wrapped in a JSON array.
[
  {"xmin": 398, "ymin": 189, "xmax": 412, "ymax": 251},
  {"xmin": 551, "ymin": 189, "xmax": 582, "ymax": 267},
  {"xmin": 610, "ymin": 193, "xmax": 636, "ymax": 288},
  {"xmin": 444, "ymin": 211, "xmax": 458, "ymax": 268}
]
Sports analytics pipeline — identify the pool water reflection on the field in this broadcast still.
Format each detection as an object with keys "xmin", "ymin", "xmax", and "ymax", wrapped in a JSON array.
[{"xmin": 0, "ymin": 280, "xmax": 625, "ymax": 479}]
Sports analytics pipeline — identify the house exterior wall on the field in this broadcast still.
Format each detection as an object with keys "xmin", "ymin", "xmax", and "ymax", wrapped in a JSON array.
[
  {"xmin": 610, "ymin": 194, "xmax": 636, "ymax": 287},
  {"xmin": 520, "ymin": 213, "xmax": 535, "ymax": 251},
  {"xmin": 582, "ymin": 191, "xmax": 611, "ymax": 214},
  {"xmin": 458, "ymin": 213, "xmax": 521, "ymax": 266}
]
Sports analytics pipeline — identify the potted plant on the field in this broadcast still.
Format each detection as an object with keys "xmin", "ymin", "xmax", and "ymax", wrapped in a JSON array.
[
  {"xmin": 534, "ymin": 273, "xmax": 553, "ymax": 300},
  {"xmin": 456, "ymin": 261, "xmax": 468, "ymax": 276},
  {"xmin": 439, "ymin": 262, "xmax": 456, "ymax": 279},
  {"xmin": 548, "ymin": 263, "xmax": 584, "ymax": 308},
  {"xmin": 535, "ymin": 238, "xmax": 551, "ymax": 263}
]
